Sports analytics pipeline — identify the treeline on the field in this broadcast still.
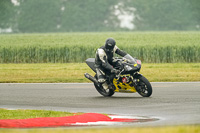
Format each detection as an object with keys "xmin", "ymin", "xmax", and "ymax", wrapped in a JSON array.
[{"xmin": 0, "ymin": 0, "xmax": 200, "ymax": 33}]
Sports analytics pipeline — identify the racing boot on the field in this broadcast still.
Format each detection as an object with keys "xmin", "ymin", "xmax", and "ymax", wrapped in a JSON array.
[{"xmin": 96, "ymin": 68, "xmax": 108, "ymax": 90}]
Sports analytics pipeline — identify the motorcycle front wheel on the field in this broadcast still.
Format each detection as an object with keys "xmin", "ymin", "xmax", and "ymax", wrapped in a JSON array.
[
  {"xmin": 94, "ymin": 75, "xmax": 115, "ymax": 97},
  {"xmin": 136, "ymin": 75, "xmax": 152, "ymax": 97}
]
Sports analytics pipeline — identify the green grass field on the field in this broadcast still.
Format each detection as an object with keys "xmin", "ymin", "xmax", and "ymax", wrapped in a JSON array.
[
  {"xmin": 0, "ymin": 63, "xmax": 199, "ymax": 83},
  {"xmin": 0, "ymin": 32, "xmax": 200, "ymax": 63}
]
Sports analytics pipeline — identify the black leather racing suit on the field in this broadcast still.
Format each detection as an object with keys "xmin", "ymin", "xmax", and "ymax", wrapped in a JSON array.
[{"xmin": 95, "ymin": 45, "xmax": 127, "ymax": 83}]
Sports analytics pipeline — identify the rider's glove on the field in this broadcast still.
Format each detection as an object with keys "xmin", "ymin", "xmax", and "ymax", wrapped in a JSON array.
[{"xmin": 111, "ymin": 69, "xmax": 120, "ymax": 74}]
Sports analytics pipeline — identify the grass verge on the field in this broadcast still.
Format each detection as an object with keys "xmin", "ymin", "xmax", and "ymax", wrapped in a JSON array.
[
  {"xmin": 0, "ymin": 109, "xmax": 79, "ymax": 119},
  {"xmin": 30, "ymin": 125, "xmax": 200, "ymax": 133},
  {"xmin": 1, "ymin": 125, "xmax": 200, "ymax": 133},
  {"xmin": 0, "ymin": 63, "xmax": 199, "ymax": 83}
]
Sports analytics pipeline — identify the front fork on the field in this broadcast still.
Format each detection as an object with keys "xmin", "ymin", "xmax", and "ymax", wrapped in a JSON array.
[{"xmin": 132, "ymin": 73, "xmax": 143, "ymax": 91}]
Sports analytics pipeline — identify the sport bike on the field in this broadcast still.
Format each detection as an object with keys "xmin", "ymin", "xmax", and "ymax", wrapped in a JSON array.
[{"xmin": 84, "ymin": 54, "xmax": 152, "ymax": 97}]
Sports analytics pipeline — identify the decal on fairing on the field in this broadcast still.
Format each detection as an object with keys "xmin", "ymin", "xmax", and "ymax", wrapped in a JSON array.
[
  {"xmin": 113, "ymin": 75, "xmax": 137, "ymax": 93},
  {"xmin": 122, "ymin": 77, "xmax": 127, "ymax": 83}
]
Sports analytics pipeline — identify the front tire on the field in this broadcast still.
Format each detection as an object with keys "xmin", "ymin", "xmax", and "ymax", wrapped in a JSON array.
[
  {"xmin": 136, "ymin": 75, "xmax": 152, "ymax": 97},
  {"xmin": 94, "ymin": 75, "xmax": 115, "ymax": 97}
]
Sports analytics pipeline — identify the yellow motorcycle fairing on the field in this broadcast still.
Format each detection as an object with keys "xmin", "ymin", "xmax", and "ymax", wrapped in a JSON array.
[{"xmin": 113, "ymin": 77, "xmax": 137, "ymax": 93}]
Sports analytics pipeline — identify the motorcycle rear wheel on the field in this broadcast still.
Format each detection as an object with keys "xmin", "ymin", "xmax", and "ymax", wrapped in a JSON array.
[
  {"xmin": 136, "ymin": 75, "xmax": 152, "ymax": 97},
  {"xmin": 94, "ymin": 75, "xmax": 115, "ymax": 97}
]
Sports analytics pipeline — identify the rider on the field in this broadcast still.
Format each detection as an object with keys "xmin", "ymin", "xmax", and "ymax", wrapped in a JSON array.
[{"xmin": 95, "ymin": 38, "xmax": 127, "ymax": 90}]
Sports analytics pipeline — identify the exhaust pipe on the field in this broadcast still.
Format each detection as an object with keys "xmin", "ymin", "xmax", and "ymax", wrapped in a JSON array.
[{"xmin": 84, "ymin": 73, "xmax": 98, "ymax": 84}]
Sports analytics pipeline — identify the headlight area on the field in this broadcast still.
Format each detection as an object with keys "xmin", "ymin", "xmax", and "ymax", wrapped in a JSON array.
[{"xmin": 125, "ymin": 65, "xmax": 133, "ymax": 71}]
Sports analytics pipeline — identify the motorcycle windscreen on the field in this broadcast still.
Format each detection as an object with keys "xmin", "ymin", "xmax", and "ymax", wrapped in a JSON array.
[
  {"xmin": 123, "ymin": 54, "xmax": 137, "ymax": 64},
  {"xmin": 123, "ymin": 54, "xmax": 141, "ymax": 72}
]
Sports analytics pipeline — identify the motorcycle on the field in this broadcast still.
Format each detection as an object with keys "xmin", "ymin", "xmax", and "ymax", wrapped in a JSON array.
[{"xmin": 84, "ymin": 54, "xmax": 152, "ymax": 97}]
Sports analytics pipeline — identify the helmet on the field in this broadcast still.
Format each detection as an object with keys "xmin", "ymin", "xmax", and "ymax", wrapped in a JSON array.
[{"xmin": 105, "ymin": 38, "xmax": 116, "ymax": 52}]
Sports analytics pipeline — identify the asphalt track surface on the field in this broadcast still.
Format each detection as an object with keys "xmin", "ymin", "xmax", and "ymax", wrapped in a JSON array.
[{"xmin": 0, "ymin": 82, "xmax": 200, "ymax": 127}]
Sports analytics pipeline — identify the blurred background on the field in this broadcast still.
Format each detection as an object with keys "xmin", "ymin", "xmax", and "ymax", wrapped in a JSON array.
[
  {"xmin": 0, "ymin": 0, "xmax": 199, "ymax": 64},
  {"xmin": 0, "ymin": 0, "xmax": 200, "ymax": 83},
  {"xmin": 0, "ymin": 0, "xmax": 200, "ymax": 33}
]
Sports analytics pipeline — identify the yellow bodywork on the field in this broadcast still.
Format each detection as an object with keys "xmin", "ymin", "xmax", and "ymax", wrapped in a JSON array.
[{"xmin": 113, "ymin": 77, "xmax": 137, "ymax": 93}]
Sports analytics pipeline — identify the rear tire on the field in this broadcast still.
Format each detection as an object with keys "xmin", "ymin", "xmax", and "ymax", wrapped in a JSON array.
[
  {"xmin": 136, "ymin": 75, "xmax": 152, "ymax": 97},
  {"xmin": 94, "ymin": 74, "xmax": 115, "ymax": 97}
]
